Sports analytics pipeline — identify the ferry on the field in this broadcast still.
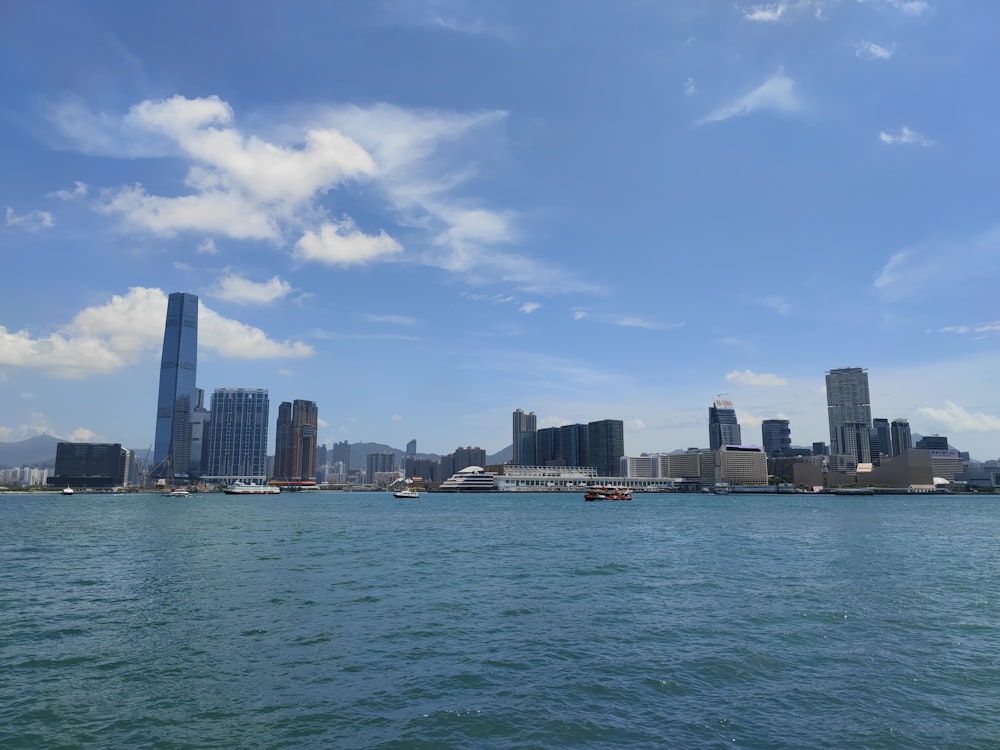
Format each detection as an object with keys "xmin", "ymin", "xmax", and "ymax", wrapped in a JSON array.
[
  {"xmin": 393, "ymin": 488, "xmax": 419, "ymax": 498},
  {"xmin": 224, "ymin": 481, "xmax": 280, "ymax": 495},
  {"xmin": 584, "ymin": 485, "xmax": 633, "ymax": 501}
]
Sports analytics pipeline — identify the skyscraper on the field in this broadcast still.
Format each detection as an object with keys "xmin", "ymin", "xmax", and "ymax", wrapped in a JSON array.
[
  {"xmin": 274, "ymin": 399, "xmax": 319, "ymax": 482},
  {"xmin": 587, "ymin": 419, "xmax": 624, "ymax": 477},
  {"xmin": 826, "ymin": 367, "xmax": 871, "ymax": 458},
  {"xmin": 709, "ymin": 397, "xmax": 741, "ymax": 450},
  {"xmin": 204, "ymin": 388, "xmax": 270, "ymax": 482},
  {"xmin": 761, "ymin": 419, "xmax": 791, "ymax": 457},
  {"xmin": 406, "ymin": 439, "xmax": 417, "ymax": 456},
  {"xmin": 872, "ymin": 418, "xmax": 892, "ymax": 465},
  {"xmin": 512, "ymin": 408, "xmax": 537, "ymax": 465},
  {"xmin": 152, "ymin": 292, "xmax": 198, "ymax": 479},
  {"xmin": 891, "ymin": 418, "xmax": 912, "ymax": 457}
]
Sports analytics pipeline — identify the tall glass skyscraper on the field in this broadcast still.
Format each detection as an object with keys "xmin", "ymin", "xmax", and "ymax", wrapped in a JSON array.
[
  {"xmin": 204, "ymin": 388, "xmax": 270, "ymax": 482},
  {"xmin": 891, "ymin": 418, "xmax": 912, "ymax": 457},
  {"xmin": 709, "ymin": 397, "xmax": 742, "ymax": 450},
  {"xmin": 826, "ymin": 367, "xmax": 871, "ymax": 458},
  {"xmin": 761, "ymin": 419, "xmax": 791, "ymax": 457},
  {"xmin": 512, "ymin": 408, "xmax": 537, "ymax": 465},
  {"xmin": 152, "ymin": 292, "xmax": 198, "ymax": 479},
  {"xmin": 587, "ymin": 419, "xmax": 624, "ymax": 477}
]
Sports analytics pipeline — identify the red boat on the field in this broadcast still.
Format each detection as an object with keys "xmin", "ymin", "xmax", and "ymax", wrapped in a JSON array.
[{"xmin": 584, "ymin": 485, "xmax": 633, "ymax": 501}]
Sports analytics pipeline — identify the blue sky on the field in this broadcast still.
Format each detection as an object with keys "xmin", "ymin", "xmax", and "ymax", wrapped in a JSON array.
[{"xmin": 1, "ymin": 0, "xmax": 997, "ymax": 460}]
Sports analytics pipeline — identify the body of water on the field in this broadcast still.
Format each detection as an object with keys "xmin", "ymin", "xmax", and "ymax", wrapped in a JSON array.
[{"xmin": 2, "ymin": 491, "xmax": 999, "ymax": 748}]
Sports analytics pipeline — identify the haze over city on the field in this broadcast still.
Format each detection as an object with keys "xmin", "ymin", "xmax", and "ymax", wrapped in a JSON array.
[{"xmin": 1, "ymin": 1, "xmax": 997, "ymax": 460}]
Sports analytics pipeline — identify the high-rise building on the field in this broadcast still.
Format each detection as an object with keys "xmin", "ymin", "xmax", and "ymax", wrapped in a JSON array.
[
  {"xmin": 840, "ymin": 421, "xmax": 873, "ymax": 464},
  {"xmin": 812, "ymin": 442, "xmax": 828, "ymax": 456},
  {"xmin": 826, "ymin": 367, "xmax": 871, "ymax": 458},
  {"xmin": 891, "ymin": 418, "xmax": 912, "ymax": 457},
  {"xmin": 47, "ymin": 442, "xmax": 127, "ymax": 489},
  {"xmin": 273, "ymin": 399, "xmax": 319, "ymax": 482},
  {"xmin": 916, "ymin": 435, "xmax": 949, "ymax": 450},
  {"xmin": 406, "ymin": 439, "xmax": 417, "ymax": 456},
  {"xmin": 189, "ymin": 388, "xmax": 210, "ymax": 476},
  {"xmin": 709, "ymin": 397, "xmax": 741, "ymax": 450},
  {"xmin": 366, "ymin": 451, "xmax": 396, "ymax": 479},
  {"xmin": 152, "ymin": 292, "xmax": 199, "ymax": 478},
  {"xmin": 512, "ymin": 408, "xmax": 537, "ymax": 465},
  {"xmin": 761, "ymin": 419, "xmax": 791, "ymax": 457},
  {"xmin": 587, "ymin": 419, "xmax": 624, "ymax": 477},
  {"xmin": 872, "ymin": 418, "xmax": 892, "ymax": 463},
  {"xmin": 332, "ymin": 440, "xmax": 351, "ymax": 471},
  {"xmin": 204, "ymin": 388, "xmax": 270, "ymax": 482}
]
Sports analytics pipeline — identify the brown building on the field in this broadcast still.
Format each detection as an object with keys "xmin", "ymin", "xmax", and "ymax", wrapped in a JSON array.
[{"xmin": 273, "ymin": 399, "xmax": 318, "ymax": 482}]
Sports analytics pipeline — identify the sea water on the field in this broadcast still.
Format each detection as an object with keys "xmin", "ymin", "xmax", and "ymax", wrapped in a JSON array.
[{"xmin": 2, "ymin": 491, "xmax": 999, "ymax": 748}]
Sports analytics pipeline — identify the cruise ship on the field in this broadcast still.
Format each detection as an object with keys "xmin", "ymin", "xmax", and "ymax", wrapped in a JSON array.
[{"xmin": 437, "ymin": 466, "xmax": 497, "ymax": 492}]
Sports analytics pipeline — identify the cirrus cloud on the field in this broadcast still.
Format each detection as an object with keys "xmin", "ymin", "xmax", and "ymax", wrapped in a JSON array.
[
  {"xmin": 696, "ymin": 71, "xmax": 800, "ymax": 126},
  {"xmin": 917, "ymin": 401, "xmax": 1000, "ymax": 432}
]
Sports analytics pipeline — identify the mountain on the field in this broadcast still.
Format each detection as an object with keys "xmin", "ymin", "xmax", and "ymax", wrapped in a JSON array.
[
  {"xmin": 342, "ymin": 442, "xmax": 512, "ymax": 470},
  {"xmin": 0, "ymin": 434, "xmax": 64, "ymax": 468}
]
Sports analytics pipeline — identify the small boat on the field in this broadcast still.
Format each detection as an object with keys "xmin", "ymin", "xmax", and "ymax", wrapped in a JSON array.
[
  {"xmin": 393, "ymin": 488, "xmax": 419, "ymax": 498},
  {"xmin": 61, "ymin": 487, "xmax": 74, "ymax": 496},
  {"xmin": 584, "ymin": 485, "xmax": 633, "ymax": 501},
  {"xmin": 224, "ymin": 481, "xmax": 280, "ymax": 495},
  {"xmin": 162, "ymin": 488, "xmax": 191, "ymax": 497}
]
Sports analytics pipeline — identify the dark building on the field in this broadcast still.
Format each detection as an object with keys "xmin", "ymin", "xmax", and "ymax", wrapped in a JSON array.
[
  {"xmin": 709, "ymin": 397, "xmax": 741, "ymax": 450},
  {"xmin": 826, "ymin": 367, "xmax": 871, "ymax": 457},
  {"xmin": 274, "ymin": 399, "xmax": 319, "ymax": 482},
  {"xmin": 47, "ymin": 442, "xmax": 126, "ymax": 488},
  {"xmin": 812, "ymin": 442, "xmax": 828, "ymax": 456},
  {"xmin": 916, "ymin": 435, "xmax": 949, "ymax": 451},
  {"xmin": 406, "ymin": 439, "xmax": 417, "ymax": 456},
  {"xmin": 512, "ymin": 408, "xmax": 537, "ymax": 466},
  {"xmin": 891, "ymin": 418, "xmax": 912, "ymax": 457},
  {"xmin": 204, "ymin": 388, "xmax": 270, "ymax": 481},
  {"xmin": 152, "ymin": 292, "xmax": 199, "ymax": 479},
  {"xmin": 588, "ymin": 419, "xmax": 624, "ymax": 477},
  {"xmin": 872, "ymin": 418, "xmax": 892, "ymax": 465},
  {"xmin": 761, "ymin": 419, "xmax": 791, "ymax": 457},
  {"xmin": 405, "ymin": 456, "xmax": 439, "ymax": 482},
  {"xmin": 366, "ymin": 451, "xmax": 395, "ymax": 479}
]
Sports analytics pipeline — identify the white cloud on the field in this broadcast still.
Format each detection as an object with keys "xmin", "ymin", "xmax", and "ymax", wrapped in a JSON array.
[
  {"xmin": 874, "ymin": 225, "xmax": 1000, "ymax": 298},
  {"xmin": 294, "ymin": 218, "xmax": 403, "ymax": 265},
  {"xmin": 696, "ymin": 71, "xmax": 799, "ymax": 125},
  {"xmin": 753, "ymin": 296, "xmax": 792, "ymax": 315},
  {"xmin": 856, "ymin": 40, "xmax": 895, "ymax": 59},
  {"xmin": 5, "ymin": 207, "xmax": 54, "ymax": 231},
  {"xmin": 878, "ymin": 126, "xmax": 933, "ymax": 146},
  {"xmin": 742, "ymin": 1, "xmax": 833, "ymax": 22},
  {"xmin": 610, "ymin": 315, "xmax": 684, "ymax": 331},
  {"xmin": 884, "ymin": 0, "xmax": 929, "ymax": 15},
  {"xmin": 208, "ymin": 274, "xmax": 293, "ymax": 305},
  {"xmin": 68, "ymin": 427, "xmax": 99, "ymax": 442},
  {"xmin": 929, "ymin": 321, "xmax": 1000, "ymax": 336},
  {"xmin": 0, "ymin": 286, "xmax": 312, "ymax": 377},
  {"xmin": 917, "ymin": 401, "xmax": 1000, "ymax": 432},
  {"xmin": 391, "ymin": 414, "xmax": 403, "ymax": 422},
  {"xmin": 519, "ymin": 302, "xmax": 542, "ymax": 314},
  {"xmin": 572, "ymin": 311, "xmax": 588, "ymax": 320},
  {"xmin": 683, "ymin": 77, "xmax": 697, "ymax": 96},
  {"xmin": 725, "ymin": 369, "xmax": 789, "ymax": 386},
  {"xmin": 197, "ymin": 238, "xmax": 217, "ymax": 254},
  {"xmin": 47, "ymin": 181, "xmax": 89, "ymax": 200},
  {"xmin": 364, "ymin": 314, "xmax": 419, "ymax": 326},
  {"xmin": 744, "ymin": 3, "xmax": 789, "ymax": 21}
]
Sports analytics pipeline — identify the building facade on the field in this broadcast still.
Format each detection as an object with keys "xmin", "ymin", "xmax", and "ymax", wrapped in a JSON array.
[
  {"xmin": 273, "ymin": 399, "xmax": 319, "ymax": 482},
  {"xmin": 47, "ymin": 442, "xmax": 127, "ymax": 488},
  {"xmin": 709, "ymin": 397, "xmax": 742, "ymax": 450},
  {"xmin": 587, "ymin": 419, "xmax": 624, "ymax": 478},
  {"xmin": 891, "ymin": 418, "xmax": 912, "ymax": 457},
  {"xmin": 204, "ymin": 388, "xmax": 270, "ymax": 483},
  {"xmin": 826, "ymin": 367, "xmax": 871, "ymax": 458},
  {"xmin": 512, "ymin": 408, "xmax": 537, "ymax": 466},
  {"xmin": 152, "ymin": 292, "xmax": 199, "ymax": 479},
  {"xmin": 761, "ymin": 419, "xmax": 791, "ymax": 457}
]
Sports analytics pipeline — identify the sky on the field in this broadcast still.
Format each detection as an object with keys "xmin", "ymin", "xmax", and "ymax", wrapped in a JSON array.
[{"xmin": 1, "ymin": 0, "xmax": 998, "ymax": 460}]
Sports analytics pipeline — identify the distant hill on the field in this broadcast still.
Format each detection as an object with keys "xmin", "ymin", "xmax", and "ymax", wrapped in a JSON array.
[
  {"xmin": 342, "ymin": 442, "xmax": 512, "ymax": 470},
  {"xmin": 0, "ymin": 434, "xmax": 64, "ymax": 469}
]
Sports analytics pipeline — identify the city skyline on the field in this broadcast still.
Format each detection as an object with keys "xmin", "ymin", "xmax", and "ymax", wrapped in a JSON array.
[{"xmin": 1, "ymin": 3, "xmax": 998, "ymax": 461}]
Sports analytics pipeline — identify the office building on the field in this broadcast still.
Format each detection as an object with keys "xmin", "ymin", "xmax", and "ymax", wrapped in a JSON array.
[
  {"xmin": 189, "ymin": 388, "xmax": 210, "ymax": 476},
  {"xmin": 587, "ymin": 419, "xmax": 624, "ymax": 477},
  {"xmin": 440, "ymin": 446, "xmax": 487, "ymax": 479},
  {"xmin": 872, "ymin": 418, "xmax": 892, "ymax": 464},
  {"xmin": 916, "ymin": 435, "xmax": 949, "ymax": 451},
  {"xmin": 709, "ymin": 397, "xmax": 741, "ymax": 451},
  {"xmin": 536, "ymin": 423, "xmax": 589, "ymax": 467},
  {"xmin": 715, "ymin": 445, "xmax": 768, "ymax": 487},
  {"xmin": 273, "ymin": 399, "xmax": 319, "ymax": 482},
  {"xmin": 826, "ymin": 367, "xmax": 871, "ymax": 458},
  {"xmin": 812, "ymin": 442, "xmax": 828, "ymax": 456},
  {"xmin": 761, "ymin": 419, "xmax": 791, "ymax": 457},
  {"xmin": 204, "ymin": 388, "xmax": 270, "ymax": 483},
  {"xmin": 512, "ymin": 408, "xmax": 537, "ymax": 466},
  {"xmin": 47, "ymin": 442, "xmax": 127, "ymax": 489},
  {"xmin": 891, "ymin": 418, "xmax": 912, "ymax": 457},
  {"xmin": 406, "ymin": 439, "xmax": 417, "ymax": 456},
  {"xmin": 152, "ymin": 292, "xmax": 199, "ymax": 479}
]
